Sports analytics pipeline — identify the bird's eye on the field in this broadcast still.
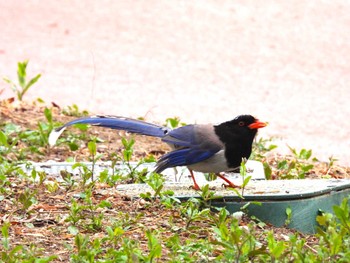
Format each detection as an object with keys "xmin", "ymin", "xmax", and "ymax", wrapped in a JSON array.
[{"xmin": 238, "ymin": 121, "xmax": 245, "ymax": 126}]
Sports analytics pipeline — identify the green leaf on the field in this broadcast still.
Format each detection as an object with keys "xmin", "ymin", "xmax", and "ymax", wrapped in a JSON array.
[
  {"xmin": 17, "ymin": 60, "xmax": 28, "ymax": 88},
  {"xmin": 68, "ymin": 225, "xmax": 79, "ymax": 235},
  {"xmin": 88, "ymin": 140, "xmax": 97, "ymax": 155},
  {"xmin": 68, "ymin": 142, "xmax": 79, "ymax": 151},
  {"xmin": 44, "ymin": 107, "xmax": 52, "ymax": 123},
  {"xmin": 271, "ymin": 241, "xmax": 285, "ymax": 258},
  {"xmin": 73, "ymin": 123, "xmax": 89, "ymax": 131},
  {"xmin": 4, "ymin": 123, "xmax": 21, "ymax": 135},
  {"xmin": 242, "ymin": 175, "xmax": 252, "ymax": 188},
  {"xmin": 25, "ymin": 73, "xmax": 41, "ymax": 90},
  {"xmin": 263, "ymin": 162, "xmax": 272, "ymax": 180},
  {"xmin": 0, "ymin": 131, "xmax": 8, "ymax": 147},
  {"xmin": 302, "ymin": 164, "xmax": 314, "ymax": 172},
  {"xmin": 333, "ymin": 204, "xmax": 348, "ymax": 226},
  {"xmin": 299, "ymin": 149, "xmax": 312, "ymax": 160}
]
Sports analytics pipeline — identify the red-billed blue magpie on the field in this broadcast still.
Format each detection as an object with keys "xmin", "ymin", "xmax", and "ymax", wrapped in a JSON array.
[{"xmin": 49, "ymin": 115, "xmax": 267, "ymax": 190}]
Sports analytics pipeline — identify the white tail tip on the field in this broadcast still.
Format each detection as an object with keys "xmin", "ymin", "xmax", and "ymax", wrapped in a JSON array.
[{"xmin": 49, "ymin": 127, "xmax": 67, "ymax": 146}]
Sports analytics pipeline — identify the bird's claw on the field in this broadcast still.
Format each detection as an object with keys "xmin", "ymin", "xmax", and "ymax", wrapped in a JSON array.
[{"xmin": 189, "ymin": 184, "xmax": 201, "ymax": 191}]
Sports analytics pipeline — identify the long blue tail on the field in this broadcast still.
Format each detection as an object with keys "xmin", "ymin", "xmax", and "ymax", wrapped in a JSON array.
[{"xmin": 49, "ymin": 115, "xmax": 169, "ymax": 145}]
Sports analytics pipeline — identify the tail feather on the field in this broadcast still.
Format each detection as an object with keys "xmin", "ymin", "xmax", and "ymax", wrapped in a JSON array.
[{"xmin": 49, "ymin": 115, "xmax": 169, "ymax": 146}]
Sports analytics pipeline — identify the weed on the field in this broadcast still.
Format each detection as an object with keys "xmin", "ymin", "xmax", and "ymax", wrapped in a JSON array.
[
  {"xmin": 66, "ymin": 199, "xmax": 83, "ymax": 226},
  {"xmin": 316, "ymin": 198, "xmax": 350, "ymax": 260},
  {"xmin": 87, "ymin": 139, "xmax": 103, "ymax": 181},
  {"xmin": 62, "ymin": 103, "xmax": 89, "ymax": 117},
  {"xmin": 17, "ymin": 187, "xmax": 38, "ymax": 214},
  {"xmin": 181, "ymin": 197, "xmax": 211, "ymax": 229},
  {"xmin": 45, "ymin": 180, "xmax": 60, "ymax": 193},
  {"xmin": 251, "ymin": 137, "xmax": 278, "ymax": 161},
  {"xmin": 164, "ymin": 116, "xmax": 186, "ymax": 129},
  {"xmin": 1, "ymin": 222, "xmax": 57, "ymax": 262},
  {"xmin": 275, "ymin": 147, "xmax": 316, "ymax": 179},
  {"xmin": 145, "ymin": 230, "xmax": 162, "ymax": 262},
  {"xmin": 212, "ymin": 216, "xmax": 263, "ymax": 262},
  {"xmin": 197, "ymin": 183, "xmax": 222, "ymax": 208},
  {"xmin": 60, "ymin": 170, "xmax": 76, "ymax": 190},
  {"xmin": 3, "ymin": 60, "xmax": 41, "ymax": 101},
  {"xmin": 142, "ymin": 172, "xmax": 165, "ymax": 199},
  {"xmin": 285, "ymin": 206, "xmax": 292, "ymax": 226}
]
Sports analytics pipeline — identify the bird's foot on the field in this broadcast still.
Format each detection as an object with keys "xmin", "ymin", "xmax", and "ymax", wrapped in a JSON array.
[
  {"xmin": 217, "ymin": 173, "xmax": 241, "ymax": 189},
  {"xmin": 189, "ymin": 183, "xmax": 201, "ymax": 191},
  {"xmin": 188, "ymin": 170, "xmax": 201, "ymax": 191}
]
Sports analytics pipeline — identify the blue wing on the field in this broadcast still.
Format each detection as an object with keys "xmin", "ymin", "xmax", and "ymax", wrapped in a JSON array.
[{"xmin": 155, "ymin": 125, "xmax": 223, "ymax": 172}]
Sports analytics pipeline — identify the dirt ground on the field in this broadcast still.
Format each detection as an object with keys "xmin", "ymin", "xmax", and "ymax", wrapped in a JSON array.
[
  {"xmin": 1, "ymin": 101, "xmax": 340, "ymax": 262},
  {"xmin": 1, "ymin": 1, "xmax": 350, "ymax": 165}
]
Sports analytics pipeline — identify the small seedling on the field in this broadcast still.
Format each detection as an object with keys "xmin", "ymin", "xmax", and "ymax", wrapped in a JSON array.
[
  {"xmin": 267, "ymin": 231, "xmax": 286, "ymax": 261},
  {"xmin": 276, "ymin": 147, "xmax": 316, "ymax": 179},
  {"xmin": 181, "ymin": 198, "xmax": 210, "ymax": 229},
  {"xmin": 230, "ymin": 158, "xmax": 251, "ymax": 198},
  {"xmin": 198, "ymin": 184, "xmax": 222, "ymax": 208},
  {"xmin": 3, "ymin": 60, "xmax": 41, "ymax": 101},
  {"xmin": 145, "ymin": 230, "xmax": 162, "ymax": 262},
  {"xmin": 17, "ymin": 188, "xmax": 37, "ymax": 213},
  {"xmin": 87, "ymin": 139, "xmax": 103, "ymax": 181},
  {"xmin": 164, "ymin": 116, "xmax": 186, "ymax": 129},
  {"xmin": 62, "ymin": 103, "xmax": 89, "ymax": 117},
  {"xmin": 285, "ymin": 207, "xmax": 292, "ymax": 226},
  {"xmin": 145, "ymin": 172, "xmax": 165, "ymax": 198}
]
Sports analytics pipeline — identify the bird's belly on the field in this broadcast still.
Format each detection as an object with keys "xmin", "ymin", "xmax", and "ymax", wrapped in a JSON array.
[{"xmin": 187, "ymin": 150, "xmax": 229, "ymax": 173}]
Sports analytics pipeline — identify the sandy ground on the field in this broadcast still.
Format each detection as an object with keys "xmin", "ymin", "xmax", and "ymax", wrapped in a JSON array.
[{"xmin": 1, "ymin": 1, "xmax": 349, "ymax": 165}]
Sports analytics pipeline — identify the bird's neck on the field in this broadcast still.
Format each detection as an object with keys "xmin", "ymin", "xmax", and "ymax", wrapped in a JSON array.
[{"xmin": 214, "ymin": 124, "xmax": 256, "ymax": 168}]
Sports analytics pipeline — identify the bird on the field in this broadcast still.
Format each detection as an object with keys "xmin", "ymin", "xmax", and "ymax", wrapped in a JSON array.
[{"xmin": 49, "ymin": 114, "xmax": 267, "ymax": 190}]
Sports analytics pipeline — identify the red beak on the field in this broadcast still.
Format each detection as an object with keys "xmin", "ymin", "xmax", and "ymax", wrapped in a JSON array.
[{"xmin": 249, "ymin": 120, "xmax": 267, "ymax": 129}]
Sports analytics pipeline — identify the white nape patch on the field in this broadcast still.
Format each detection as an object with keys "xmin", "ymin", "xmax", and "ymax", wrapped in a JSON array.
[
  {"xmin": 187, "ymin": 150, "xmax": 229, "ymax": 173},
  {"xmin": 48, "ymin": 127, "xmax": 67, "ymax": 146}
]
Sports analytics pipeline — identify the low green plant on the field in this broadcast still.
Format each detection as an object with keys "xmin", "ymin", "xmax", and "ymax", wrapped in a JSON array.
[
  {"xmin": 17, "ymin": 187, "xmax": 38, "ymax": 214},
  {"xmin": 118, "ymin": 136, "xmax": 154, "ymax": 183},
  {"xmin": 285, "ymin": 206, "xmax": 292, "ymax": 226},
  {"xmin": 266, "ymin": 231, "xmax": 287, "ymax": 261},
  {"xmin": 251, "ymin": 137, "xmax": 278, "ymax": 161},
  {"xmin": 71, "ymin": 234, "xmax": 101, "ymax": 262},
  {"xmin": 60, "ymin": 170, "xmax": 76, "ymax": 190},
  {"xmin": 212, "ymin": 215, "xmax": 264, "ymax": 261},
  {"xmin": 87, "ymin": 139, "xmax": 103, "ymax": 181},
  {"xmin": 45, "ymin": 180, "xmax": 60, "ymax": 193},
  {"xmin": 164, "ymin": 116, "xmax": 186, "ymax": 129},
  {"xmin": 66, "ymin": 199, "xmax": 84, "ymax": 226},
  {"xmin": 181, "ymin": 197, "xmax": 211, "ymax": 229},
  {"xmin": 72, "ymin": 162, "xmax": 94, "ymax": 188},
  {"xmin": 37, "ymin": 107, "xmax": 55, "ymax": 146},
  {"xmin": 62, "ymin": 103, "xmax": 89, "ymax": 117},
  {"xmin": 316, "ymin": 197, "xmax": 350, "ymax": 260},
  {"xmin": 197, "ymin": 183, "xmax": 222, "ymax": 208},
  {"xmin": 324, "ymin": 155, "xmax": 339, "ymax": 178},
  {"xmin": 3, "ymin": 60, "xmax": 41, "ymax": 101},
  {"xmin": 0, "ymin": 124, "xmax": 21, "ymax": 161},
  {"xmin": 145, "ymin": 230, "xmax": 162, "ymax": 262},
  {"xmin": 30, "ymin": 168, "xmax": 47, "ymax": 185},
  {"xmin": 229, "ymin": 158, "xmax": 251, "ymax": 198},
  {"xmin": 276, "ymin": 147, "xmax": 316, "ymax": 179},
  {"xmin": 1, "ymin": 222, "xmax": 57, "ymax": 262},
  {"xmin": 141, "ymin": 172, "xmax": 165, "ymax": 199}
]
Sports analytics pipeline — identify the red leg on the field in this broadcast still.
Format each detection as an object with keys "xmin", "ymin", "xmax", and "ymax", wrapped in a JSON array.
[
  {"xmin": 189, "ymin": 169, "xmax": 200, "ymax": 190},
  {"xmin": 216, "ymin": 173, "xmax": 240, "ymax": 188}
]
